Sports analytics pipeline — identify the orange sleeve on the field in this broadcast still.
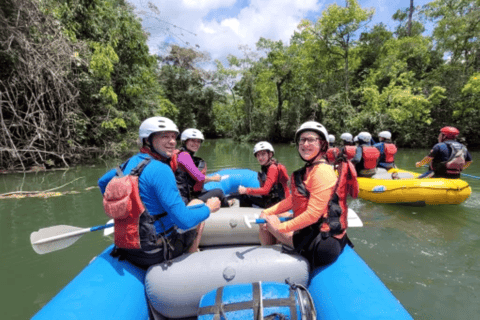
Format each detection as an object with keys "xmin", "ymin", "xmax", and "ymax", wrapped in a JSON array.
[
  {"xmin": 278, "ymin": 164, "xmax": 336, "ymax": 233},
  {"xmin": 262, "ymin": 195, "xmax": 293, "ymax": 216},
  {"xmin": 246, "ymin": 165, "xmax": 278, "ymax": 195}
]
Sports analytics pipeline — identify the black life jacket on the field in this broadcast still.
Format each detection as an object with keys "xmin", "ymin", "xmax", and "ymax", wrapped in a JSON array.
[
  {"xmin": 103, "ymin": 158, "xmax": 166, "ymax": 251},
  {"xmin": 171, "ymin": 149, "xmax": 195, "ymax": 202}
]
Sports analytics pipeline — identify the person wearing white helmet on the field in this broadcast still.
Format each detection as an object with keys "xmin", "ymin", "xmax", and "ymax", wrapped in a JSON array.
[
  {"xmin": 351, "ymin": 131, "xmax": 380, "ymax": 177},
  {"xmin": 234, "ymin": 141, "xmax": 290, "ymax": 208},
  {"xmin": 338, "ymin": 132, "xmax": 356, "ymax": 161},
  {"xmin": 373, "ymin": 131, "xmax": 398, "ymax": 170},
  {"xmin": 175, "ymin": 128, "xmax": 233, "ymax": 207},
  {"xmin": 326, "ymin": 134, "xmax": 340, "ymax": 164},
  {"xmin": 340, "ymin": 133, "xmax": 354, "ymax": 146},
  {"xmin": 98, "ymin": 117, "xmax": 220, "ymax": 269},
  {"xmin": 259, "ymin": 121, "xmax": 358, "ymax": 268}
]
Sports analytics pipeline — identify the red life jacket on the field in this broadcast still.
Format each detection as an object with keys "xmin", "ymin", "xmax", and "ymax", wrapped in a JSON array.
[
  {"xmin": 343, "ymin": 146, "xmax": 356, "ymax": 160},
  {"xmin": 326, "ymin": 147, "xmax": 340, "ymax": 164},
  {"xmin": 362, "ymin": 146, "xmax": 380, "ymax": 170},
  {"xmin": 290, "ymin": 160, "xmax": 358, "ymax": 237},
  {"xmin": 384, "ymin": 143, "xmax": 397, "ymax": 163},
  {"xmin": 103, "ymin": 159, "xmax": 165, "ymax": 251}
]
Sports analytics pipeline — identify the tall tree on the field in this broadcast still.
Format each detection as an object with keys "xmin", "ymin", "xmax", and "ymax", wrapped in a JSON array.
[{"xmin": 308, "ymin": 0, "xmax": 374, "ymax": 102}]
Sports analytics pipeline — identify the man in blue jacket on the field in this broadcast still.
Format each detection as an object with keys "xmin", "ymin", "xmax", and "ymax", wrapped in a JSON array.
[{"xmin": 99, "ymin": 117, "xmax": 220, "ymax": 269}]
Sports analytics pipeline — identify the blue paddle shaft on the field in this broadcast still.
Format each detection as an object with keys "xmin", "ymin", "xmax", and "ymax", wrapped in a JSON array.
[
  {"xmin": 90, "ymin": 223, "xmax": 114, "ymax": 232},
  {"xmin": 255, "ymin": 217, "xmax": 290, "ymax": 224}
]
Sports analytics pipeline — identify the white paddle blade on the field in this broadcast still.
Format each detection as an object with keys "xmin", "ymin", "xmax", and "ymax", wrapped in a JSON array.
[
  {"xmin": 220, "ymin": 175, "xmax": 230, "ymax": 181},
  {"xmin": 103, "ymin": 219, "xmax": 114, "ymax": 236},
  {"xmin": 348, "ymin": 208, "xmax": 363, "ymax": 227},
  {"xmin": 30, "ymin": 225, "xmax": 86, "ymax": 254}
]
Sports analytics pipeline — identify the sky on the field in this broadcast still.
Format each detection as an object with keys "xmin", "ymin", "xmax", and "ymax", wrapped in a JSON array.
[{"xmin": 127, "ymin": 0, "xmax": 435, "ymax": 66}]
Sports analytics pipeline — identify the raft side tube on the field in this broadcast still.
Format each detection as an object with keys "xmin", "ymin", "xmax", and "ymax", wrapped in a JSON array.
[
  {"xmin": 308, "ymin": 245, "xmax": 413, "ymax": 320},
  {"xmin": 32, "ymin": 245, "xmax": 148, "ymax": 320}
]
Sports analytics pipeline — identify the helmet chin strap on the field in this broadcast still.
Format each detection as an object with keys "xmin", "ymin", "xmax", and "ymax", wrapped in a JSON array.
[{"xmin": 147, "ymin": 136, "xmax": 170, "ymax": 160}]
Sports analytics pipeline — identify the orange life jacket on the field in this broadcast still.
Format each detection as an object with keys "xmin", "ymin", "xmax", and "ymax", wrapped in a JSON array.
[
  {"xmin": 362, "ymin": 146, "xmax": 380, "ymax": 170},
  {"xmin": 103, "ymin": 159, "xmax": 164, "ymax": 251},
  {"xmin": 384, "ymin": 143, "xmax": 397, "ymax": 163},
  {"xmin": 290, "ymin": 159, "xmax": 358, "ymax": 238},
  {"xmin": 326, "ymin": 147, "xmax": 340, "ymax": 164}
]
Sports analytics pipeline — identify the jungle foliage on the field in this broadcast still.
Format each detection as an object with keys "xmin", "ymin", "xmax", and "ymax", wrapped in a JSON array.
[{"xmin": 1, "ymin": 0, "xmax": 479, "ymax": 170}]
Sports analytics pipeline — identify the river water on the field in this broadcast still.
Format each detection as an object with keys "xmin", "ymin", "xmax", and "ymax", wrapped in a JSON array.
[{"xmin": 1, "ymin": 139, "xmax": 479, "ymax": 319}]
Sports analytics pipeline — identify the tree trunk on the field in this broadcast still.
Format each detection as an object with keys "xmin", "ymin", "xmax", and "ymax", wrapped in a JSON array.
[{"xmin": 407, "ymin": 0, "xmax": 414, "ymax": 37}]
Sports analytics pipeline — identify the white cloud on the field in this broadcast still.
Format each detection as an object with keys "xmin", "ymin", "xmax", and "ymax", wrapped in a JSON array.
[
  {"xmin": 130, "ymin": 0, "xmax": 322, "ymax": 63},
  {"xmin": 182, "ymin": 0, "xmax": 237, "ymax": 11}
]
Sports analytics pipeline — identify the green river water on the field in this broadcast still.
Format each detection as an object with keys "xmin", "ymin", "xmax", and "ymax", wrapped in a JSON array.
[{"xmin": 1, "ymin": 139, "xmax": 479, "ymax": 319}]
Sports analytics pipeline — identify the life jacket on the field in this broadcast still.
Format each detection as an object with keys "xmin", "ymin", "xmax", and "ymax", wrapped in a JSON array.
[
  {"xmin": 342, "ymin": 145, "xmax": 356, "ymax": 160},
  {"xmin": 383, "ymin": 143, "xmax": 397, "ymax": 163},
  {"xmin": 257, "ymin": 161, "xmax": 290, "ymax": 203},
  {"xmin": 102, "ymin": 158, "xmax": 165, "ymax": 251},
  {"xmin": 290, "ymin": 159, "xmax": 358, "ymax": 238},
  {"xmin": 433, "ymin": 141, "xmax": 467, "ymax": 176},
  {"xmin": 192, "ymin": 156, "xmax": 207, "ymax": 193},
  {"xmin": 326, "ymin": 147, "xmax": 340, "ymax": 164},
  {"xmin": 170, "ymin": 149, "xmax": 193, "ymax": 201},
  {"xmin": 361, "ymin": 145, "xmax": 380, "ymax": 170}
]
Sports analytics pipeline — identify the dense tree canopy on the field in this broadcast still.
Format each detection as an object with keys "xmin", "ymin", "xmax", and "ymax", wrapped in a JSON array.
[{"xmin": 1, "ymin": 0, "xmax": 479, "ymax": 170}]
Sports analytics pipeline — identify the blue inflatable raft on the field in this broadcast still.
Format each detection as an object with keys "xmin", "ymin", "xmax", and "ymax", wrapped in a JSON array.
[{"xmin": 32, "ymin": 168, "xmax": 413, "ymax": 320}]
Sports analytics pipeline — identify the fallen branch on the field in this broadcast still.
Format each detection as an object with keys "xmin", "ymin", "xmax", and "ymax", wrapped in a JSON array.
[{"xmin": 0, "ymin": 177, "xmax": 84, "ymax": 197}]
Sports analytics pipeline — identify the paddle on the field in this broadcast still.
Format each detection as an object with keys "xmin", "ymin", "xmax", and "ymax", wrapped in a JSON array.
[
  {"xmin": 31, "ymin": 222, "xmax": 114, "ymax": 255},
  {"xmin": 244, "ymin": 208, "xmax": 363, "ymax": 229},
  {"xmin": 421, "ymin": 165, "xmax": 480, "ymax": 179},
  {"xmin": 104, "ymin": 219, "xmax": 114, "ymax": 236}
]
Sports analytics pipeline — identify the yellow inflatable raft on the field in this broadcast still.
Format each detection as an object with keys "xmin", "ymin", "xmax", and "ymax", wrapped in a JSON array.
[{"xmin": 357, "ymin": 168, "xmax": 471, "ymax": 205}]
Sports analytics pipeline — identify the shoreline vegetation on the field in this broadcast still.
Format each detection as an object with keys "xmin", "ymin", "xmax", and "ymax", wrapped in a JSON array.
[{"xmin": 2, "ymin": 0, "xmax": 479, "ymax": 172}]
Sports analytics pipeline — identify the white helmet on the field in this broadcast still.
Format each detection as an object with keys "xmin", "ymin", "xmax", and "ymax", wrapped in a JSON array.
[
  {"xmin": 139, "ymin": 117, "xmax": 179, "ymax": 140},
  {"xmin": 353, "ymin": 135, "xmax": 358, "ymax": 142},
  {"xmin": 328, "ymin": 134, "xmax": 335, "ymax": 144},
  {"xmin": 378, "ymin": 131, "xmax": 392, "ymax": 140},
  {"xmin": 357, "ymin": 132, "xmax": 372, "ymax": 143},
  {"xmin": 253, "ymin": 141, "xmax": 274, "ymax": 155},
  {"xmin": 181, "ymin": 128, "xmax": 205, "ymax": 142},
  {"xmin": 340, "ymin": 132, "xmax": 353, "ymax": 143},
  {"xmin": 295, "ymin": 121, "xmax": 328, "ymax": 143}
]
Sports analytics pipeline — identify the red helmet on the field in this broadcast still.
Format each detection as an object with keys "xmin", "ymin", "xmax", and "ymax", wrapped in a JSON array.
[{"xmin": 440, "ymin": 126, "xmax": 459, "ymax": 139}]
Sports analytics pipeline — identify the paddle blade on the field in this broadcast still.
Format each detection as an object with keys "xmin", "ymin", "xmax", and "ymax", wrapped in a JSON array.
[
  {"xmin": 103, "ymin": 219, "xmax": 114, "ymax": 236},
  {"xmin": 347, "ymin": 208, "xmax": 363, "ymax": 227},
  {"xmin": 30, "ymin": 225, "xmax": 85, "ymax": 255}
]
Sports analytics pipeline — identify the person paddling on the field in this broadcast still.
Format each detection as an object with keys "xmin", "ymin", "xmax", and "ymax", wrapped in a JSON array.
[
  {"xmin": 416, "ymin": 126, "xmax": 472, "ymax": 179},
  {"xmin": 98, "ymin": 117, "xmax": 220, "ymax": 269},
  {"xmin": 259, "ymin": 121, "xmax": 358, "ymax": 268}
]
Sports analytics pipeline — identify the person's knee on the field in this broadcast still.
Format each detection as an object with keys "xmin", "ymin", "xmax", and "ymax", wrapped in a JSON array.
[{"xmin": 188, "ymin": 199, "xmax": 204, "ymax": 206}]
